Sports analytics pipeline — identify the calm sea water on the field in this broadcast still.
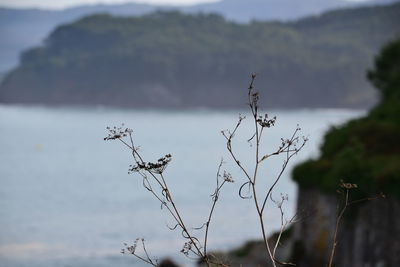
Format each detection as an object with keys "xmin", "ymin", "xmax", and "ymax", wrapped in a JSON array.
[{"xmin": 0, "ymin": 105, "xmax": 364, "ymax": 267}]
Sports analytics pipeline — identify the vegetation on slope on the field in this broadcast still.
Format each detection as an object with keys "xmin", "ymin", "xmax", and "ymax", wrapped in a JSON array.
[
  {"xmin": 292, "ymin": 39, "xmax": 400, "ymax": 198},
  {"xmin": 1, "ymin": 3, "xmax": 399, "ymax": 108}
]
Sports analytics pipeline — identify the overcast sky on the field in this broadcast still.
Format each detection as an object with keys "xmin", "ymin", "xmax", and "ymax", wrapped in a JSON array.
[
  {"xmin": 0, "ymin": 0, "xmax": 218, "ymax": 9},
  {"xmin": 0, "ymin": 0, "xmax": 368, "ymax": 10}
]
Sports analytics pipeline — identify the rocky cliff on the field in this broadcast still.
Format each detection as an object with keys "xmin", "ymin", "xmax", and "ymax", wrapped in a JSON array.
[{"xmin": 291, "ymin": 187, "xmax": 400, "ymax": 267}]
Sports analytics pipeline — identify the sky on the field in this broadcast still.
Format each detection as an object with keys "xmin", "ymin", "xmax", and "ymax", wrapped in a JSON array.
[
  {"xmin": 0, "ymin": 0, "xmax": 218, "ymax": 9},
  {"xmin": 0, "ymin": 0, "xmax": 369, "ymax": 10}
]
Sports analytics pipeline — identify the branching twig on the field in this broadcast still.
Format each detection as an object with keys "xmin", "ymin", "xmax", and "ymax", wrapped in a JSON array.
[
  {"xmin": 223, "ymin": 74, "xmax": 307, "ymax": 266},
  {"xmin": 328, "ymin": 181, "xmax": 383, "ymax": 267},
  {"xmin": 106, "ymin": 74, "xmax": 308, "ymax": 267},
  {"xmin": 105, "ymin": 125, "xmax": 235, "ymax": 266},
  {"xmin": 203, "ymin": 159, "xmax": 233, "ymax": 258},
  {"xmin": 105, "ymin": 126, "xmax": 209, "ymax": 264},
  {"xmin": 270, "ymin": 194, "xmax": 297, "ymax": 266},
  {"xmin": 121, "ymin": 238, "xmax": 158, "ymax": 266}
]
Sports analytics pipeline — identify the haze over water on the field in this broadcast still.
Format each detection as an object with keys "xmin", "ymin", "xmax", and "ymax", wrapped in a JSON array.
[{"xmin": 0, "ymin": 105, "xmax": 364, "ymax": 266}]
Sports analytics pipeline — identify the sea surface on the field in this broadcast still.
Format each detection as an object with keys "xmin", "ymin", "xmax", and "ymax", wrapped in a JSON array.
[{"xmin": 0, "ymin": 105, "xmax": 364, "ymax": 267}]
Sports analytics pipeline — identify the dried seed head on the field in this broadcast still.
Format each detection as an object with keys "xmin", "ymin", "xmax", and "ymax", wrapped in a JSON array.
[
  {"xmin": 340, "ymin": 179, "xmax": 358, "ymax": 189},
  {"xmin": 223, "ymin": 171, "xmax": 234, "ymax": 183}
]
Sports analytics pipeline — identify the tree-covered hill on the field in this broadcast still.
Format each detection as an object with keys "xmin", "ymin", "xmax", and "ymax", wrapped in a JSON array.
[
  {"xmin": 1, "ymin": 3, "xmax": 399, "ymax": 109},
  {"xmin": 0, "ymin": 0, "xmax": 394, "ymax": 72}
]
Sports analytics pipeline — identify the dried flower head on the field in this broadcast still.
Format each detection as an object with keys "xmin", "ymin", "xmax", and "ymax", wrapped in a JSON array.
[
  {"xmin": 257, "ymin": 114, "xmax": 276, "ymax": 128},
  {"xmin": 223, "ymin": 171, "xmax": 234, "ymax": 183},
  {"xmin": 104, "ymin": 125, "xmax": 132, "ymax": 141},
  {"xmin": 121, "ymin": 238, "xmax": 140, "ymax": 255},
  {"xmin": 340, "ymin": 179, "xmax": 358, "ymax": 189},
  {"xmin": 181, "ymin": 241, "xmax": 193, "ymax": 256},
  {"xmin": 129, "ymin": 154, "xmax": 172, "ymax": 174}
]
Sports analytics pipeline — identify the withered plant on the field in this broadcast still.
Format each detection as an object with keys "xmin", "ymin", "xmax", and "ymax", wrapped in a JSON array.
[
  {"xmin": 104, "ymin": 126, "xmax": 233, "ymax": 266},
  {"xmin": 327, "ymin": 181, "xmax": 384, "ymax": 267},
  {"xmin": 221, "ymin": 74, "xmax": 307, "ymax": 266},
  {"xmin": 104, "ymin": 74, "xmax": 307, "ymax": 266}
]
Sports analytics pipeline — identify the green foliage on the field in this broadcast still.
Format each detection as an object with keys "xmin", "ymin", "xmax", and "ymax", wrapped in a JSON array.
[
  {"xmin": 1, "ymin": 3, "xmax": 400, "ymax": 108},
  {"xmin": 367, "ymin": 39, "xmax": 400, "ymax": 100},
  {"xmin": 292, "ymin": 39, "xmax": 400, "ymax": 198}
]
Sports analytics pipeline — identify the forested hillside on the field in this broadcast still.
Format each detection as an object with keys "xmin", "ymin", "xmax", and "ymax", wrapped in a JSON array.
[
  {"xmin": 1, "ymin": 3, "xmax": 399, "ymax": 109},
  {"xmin": 1, "ymin": 0, "xmax": 394, "ymax": 72}
]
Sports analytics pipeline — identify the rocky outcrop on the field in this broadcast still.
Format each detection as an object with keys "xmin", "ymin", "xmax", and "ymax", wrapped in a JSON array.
[
  {"xmin": 198, "ymin": 188, "xmax": 400, "ymax": 267},
  {"xmin": 290, "ymin": 187, "xmax": 400, "ymax": 267},
  {"xmin": 289, "ymin": 38, "xmax": 400, "ymax": 267}
]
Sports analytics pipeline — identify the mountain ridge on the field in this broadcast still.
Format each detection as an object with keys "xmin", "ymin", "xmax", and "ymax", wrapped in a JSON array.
[
  {"xmin": 1, "ymin": 2, "xmax": 399, "ymax": 109},
  {"xmin": 1, "ymin": 0, "xmax": 398, "ymax": 72}
]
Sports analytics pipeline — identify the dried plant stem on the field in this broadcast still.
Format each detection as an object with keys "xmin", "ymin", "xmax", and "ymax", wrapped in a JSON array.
[
  {"xmin": 222, "ymin": 74, "xmax": 307, "ymax": 266},
  {"xmin": 328, "ymin": 189, "xmax": 349, "ymax": 267},
  {"xmin": 253, "ymin": 127, "xmax": 276, "ymax": 267},
  {"xmin": 271, "ymin": 194, "xmax": 297, "ymax": 264},
  {"xmin": 131, "ymin": 251, "xmax": 157, "ymax": 266},
  {"xmin": 105, "ymin": 73, "xmax": 307, "ymax": 267},
  {"xmin": 122, "ymin": 238, "xmax": 158, "ymax": 266},
  {"xmin": 114, "ymin": 132, "xmax": 207, "ymax": 262},
  {"xmin": 328, "ymin": 182, "xmax": 382, "ymax": 267},
  {"xmin": 252, "ymin": 114, "xmax": 273, "ymax": 264},
  {"xmin": 203, "ymin": 160, "xmax": 224, "ymax": 256},
  {"xmin": 106, "ymin": 126, "xmax": 235, "ymax": 267}
]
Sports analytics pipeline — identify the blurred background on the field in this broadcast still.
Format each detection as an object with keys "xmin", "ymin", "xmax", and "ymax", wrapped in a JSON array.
[{"xmin": 0, "ymin": 0, "xmax": 399, "ymax": 266}]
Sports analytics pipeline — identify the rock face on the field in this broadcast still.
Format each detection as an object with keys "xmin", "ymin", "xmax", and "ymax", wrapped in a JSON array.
[
  {"xmin": 291, "ymin": 187, "xmax": 400, "ymax": 267},
  {"xmin": 199, "ymin": 188, "xmax": 400, "ymax": 267}
]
